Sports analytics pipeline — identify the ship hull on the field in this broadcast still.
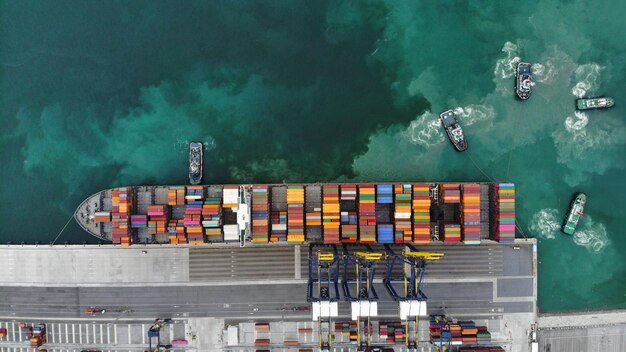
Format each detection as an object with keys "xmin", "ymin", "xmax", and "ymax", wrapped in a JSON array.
[
  {"xmin": 515, "ymin": 62, "xmax": 532, "ymax": 100},
  {"xmin": 74, "ymin": 182, "xmax": 516, "ymax": 246}
]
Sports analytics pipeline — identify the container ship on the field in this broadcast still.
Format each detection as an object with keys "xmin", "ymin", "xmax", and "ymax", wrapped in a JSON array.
[
  {"xmin": 76, "ymin": 182, "xmax": 516, "ymax": 246},
  {"xmin": 562, "ymin": 192, "xmax": 586, "ymax": 235},
  {"xmin": 515, "ymin": 62, "xmax": 532, "ymax": 100},
  {"xmin": 440, "ymin": 110, "xmax": 468, "ymax": 152},
  {"xmin": 576, "ymin": 97, "xmax": 614, "ymax": 110}
]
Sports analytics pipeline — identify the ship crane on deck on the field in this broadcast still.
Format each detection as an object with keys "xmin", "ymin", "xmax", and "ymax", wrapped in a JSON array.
[
  {"xmin": 384, "ymin": 245, "xmax": 444, "ymax": 350},
  {"xmin": 342, "ymin": 244, "xmax": 384, "ymax": 350},
  {"xmin": 307, "ymin": 244, "xmax": 340, "ymax": 351}
]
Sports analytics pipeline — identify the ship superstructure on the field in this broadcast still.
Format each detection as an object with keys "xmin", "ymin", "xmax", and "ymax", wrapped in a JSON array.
[
  {"xmin": 440, "ymin": 110, "xmax": 468, "ymax": 152},
  {"xmin": 515, "ymin": 62, "xmax": 532, "ymax": 100},
  {"xmin": 75, "ymin": 182, "xmax": 516, "ymax": 246},
  {"xmin": 576, "ymin": 97, "xmax": 614, "ymax": 110}
]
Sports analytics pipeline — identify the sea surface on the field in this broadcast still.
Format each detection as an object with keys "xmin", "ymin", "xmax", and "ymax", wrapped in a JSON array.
[{"xmin": 1, "ymin": 1, "xmax": 625, "ymax": 312}]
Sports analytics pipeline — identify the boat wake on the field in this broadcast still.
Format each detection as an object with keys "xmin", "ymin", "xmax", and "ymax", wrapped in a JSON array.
[
  {"xmin": 531, "ymin": 61, "xmax": 557, "ymax": 84},
  {"xmin": 572, "ymin": 216, "xmax": 609, "ymax": 253},
  {"xmin": 564, "ymin": 111, "xmax": 589, "ymax": 132},
  {"xmin": 408, "ymin": 112, "xmax": 445, "ymax": 147},
  {"xmin": 494, "ymin": 41, "xmax": 521, "ymax": 81},
  {"xmin": 529, "ymin": 209, "xmax": 610, "ymax": 252},
  {"xmin": 453, "ymin": 104, "xmax": 495, "ymax": 127},
  {"xmin": 529, "ymin": 208, "xmax": 561, "ymax": 240},
  {"xmin": 571, "ymin": 63, "xmax": 602, "ymax": 98}
]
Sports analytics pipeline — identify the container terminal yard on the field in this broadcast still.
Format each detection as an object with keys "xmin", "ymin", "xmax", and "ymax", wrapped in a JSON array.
[
  {"xmin": 1, "ymin": 182, "xmax": 622, "ymax": 351},
  {"xmin": 0, "ymin": 238, "xmax": 538, "ymax": 352}
]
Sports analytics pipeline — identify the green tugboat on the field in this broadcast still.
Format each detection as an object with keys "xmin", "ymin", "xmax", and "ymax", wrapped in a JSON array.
[
  {"xmin": 576, "ymin": 97, "xmax": 614, "ymax": 110},
  {"xmin": 563, "ymin": 193, "xmax": 586, "ymax": 235}
]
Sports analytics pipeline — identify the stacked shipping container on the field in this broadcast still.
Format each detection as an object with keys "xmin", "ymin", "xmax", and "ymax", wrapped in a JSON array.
[
  {"xmin": 340, "ymin": 184, "xmax": 357, "ymax": 243},
  {"xmin": 377, "ymin": 184, "xmax": 393, "ymax": 244},
  {"xmin": 203, "ymin": 186, "xmax": 222, "ymax": 241},
  {"xmin": 442, "ymin": 224, "xmax": 461, "ymax": 242},
  {"xmin": 323, "ymin": 185, "xmax": 340, "ymax": 244},
  {"xmin": 270, "ymin": 211, "xmax": 287, "ymax": 242},
  {"xmin": 442, "ymin": 183, "xmax": 461, "ymax": 203},
  {"xmin": 251, "ymin": 185, "xmax": 269, "ymax": 243},
  {"xmin": 167, "ymin": 186, "xmax": 185, "ymax": 205},
  {"xmin": 494, "ymin": 183, "xmax": 515, "ymax": 243},
  {"xmin": 184, "ymin": 186, "xmax": 204, "ymax": 244},
  {"xmin": 412, "ymin": 183, "xmax": 431, "ymax": 244},
  {"xmin": 430, "ymin": 319, "xmax": 493, "ymax": 346},
  {"xmin": 111, "ymin": 188, "xmax": 132, "ymax": 245},
  {"xmin": 462, "ymin": 184, "xmax": 481, "ymax": 245},
  {"xmin": 358, "ymin": 184, "xmax": 376, "ymax": 243},
  {"xmin": 394, "ymin": 184, "xmax": 412, "ymax": 243},
  {"xmin": 379, "ymin": 322, "xmax": 405, "ymax": 344},
  {"xmin": 287, "ymin": 186, "xmax": 305, "ymax": 243}
]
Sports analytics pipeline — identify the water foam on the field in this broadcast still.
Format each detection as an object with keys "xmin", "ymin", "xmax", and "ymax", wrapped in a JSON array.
[
  {"xmin": 453, "ymin": 104, "xmax": 495, "ymax": 126},
  {"xmin": 408, "ymin": 112, "xmax": 445, "ymax": 147},
  {"xmin": 564, "ymin": 111, "xmax": 589, "ymax": 132},
  {"xmin": 571, "ymin": 63, "xmax": 602, "ymax": 98},
  {"xmin": 532, "ymin": 60, "xmax": 558, "ymax": 84},
  {"xmin": 572, "ymin": 216, "xmax": 609, "ymax": 253},
  {"xmin": 529, "ymin": 208, "xmax": 561, "ymax": 240},
  {"xmin": 494, "ymin": 41, "xmax": 521, "ymax": 80}
]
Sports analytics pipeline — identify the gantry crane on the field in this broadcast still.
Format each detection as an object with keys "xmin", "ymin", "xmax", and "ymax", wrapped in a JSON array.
[
  {"xmin": 307, "ymin": 244, "xmax": 340, "ymax": 351},
  {"xmin": 342, "ymin": 244, "xmax": 384, "ymax": 350},
  {"xmin": 147, "ymin": 318, "xmax": 172, "ymax": 352},
  {"xmin": 384, "ymin": 245, "xmax": 444, "ymax": 350}
]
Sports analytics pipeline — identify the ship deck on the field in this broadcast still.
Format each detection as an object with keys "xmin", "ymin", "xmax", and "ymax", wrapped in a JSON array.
[{"xmin": 74, "ymin": 182, "xmax": 505, "ymax": 245}]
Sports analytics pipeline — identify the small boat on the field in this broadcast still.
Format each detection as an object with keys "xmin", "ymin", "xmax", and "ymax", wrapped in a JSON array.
[
  {"xmin": 440, "ymin": 110, "xmax": 467, "ymax": 152},
  {"xmin": 515, "ymin": 62, "xmax": 532, "ymax": 100},
  {"xmin": 576, "ymin": 97, "xmax": 614, "ymax": 110},
  {"xmin": 562, "ymin": 193, "xmax": 586, "ymax": 235},
  {"xmin": 189, "ymin": 142, "xmax": 203, "ymax": 185}
]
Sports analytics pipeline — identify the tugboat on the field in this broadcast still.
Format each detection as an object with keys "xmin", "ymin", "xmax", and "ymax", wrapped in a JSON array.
[
  {"xmin": 189, "ymin": 142, "xmax": 203, "ymax": 185},
  {"xmin": 440, "ymin": 109, "xmax": 467, "ymax": 152},
  {"xmin": 562, "ymin": 193, "xmax": 586, "ymax": 235},
  {"xmin": 576, "ymin": 97, "xmax": 614, "ymax": 110},
  {"xmin": 515, "ymin": 62, "xmax": 532, "ymax": 100}
]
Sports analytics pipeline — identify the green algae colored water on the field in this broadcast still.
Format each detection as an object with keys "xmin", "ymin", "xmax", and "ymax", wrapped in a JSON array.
[{"xmin": 1, "ymin": 1, "xmax": 625, "ymax": 312}]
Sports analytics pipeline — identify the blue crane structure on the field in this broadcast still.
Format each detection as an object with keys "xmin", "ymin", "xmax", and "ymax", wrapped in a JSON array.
[
  {"xmin": 307, "ymin": 244, "xmax": 341, "ymax": 351},
  {"xmin": 384, "ymin": 245, "xmax": 444, "ymax": 350}
]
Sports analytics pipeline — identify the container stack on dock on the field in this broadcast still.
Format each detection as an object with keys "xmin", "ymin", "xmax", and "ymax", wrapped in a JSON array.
[
  {"xmin": 323, "ymin": 184, "xmax": 340, "ymax": 244},
  {"xmin": 111, "ymin": 188, "xmax": 133, "ymax": 245},
  {"xmin": 412, "ymin": 183, "xmax": 431, "ymax": 244},
  {"xmin": 358, "ymin": 184, "xmax": 376, "ymax": 243},
  {"xmin": 394, "ymin": 184, "xmax": 412, "ymax": 243},
  {"xmin": 251, "ymin": 185, "xmax": 269, "ymax": 243},
  {"xmin": 379, "ymin": 322, "xmax": 405, "ymax": 344},
  {"xmin": 494, "ymin": 183, "xmax": 515, "ymax": 244},
  {"xmin": 287, "ymin": 186, "xmax": 305, "ymax": 243},
  {"xmin": 462, "ymin": 184, "xmax": 481, "ymax": 245},
  {"xmin": 430, "ymin": 319, "xmax": 493, "ymax": 346},
  {"xmin": 19, "ymin": 323, "xmax": 47, "ymax": 349},
  {"xmin": 203, "ymin": 186, "xmax": 222, "ymax": 241},
  {"xmin": 335, "ymin": 322, "xmax": 358, "ymax": 343}
]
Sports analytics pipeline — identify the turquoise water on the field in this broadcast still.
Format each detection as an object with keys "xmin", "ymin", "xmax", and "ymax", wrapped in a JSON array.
[{"xmin": 1, "ymin": 1, "xmax": 625, "ymax": 312}]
